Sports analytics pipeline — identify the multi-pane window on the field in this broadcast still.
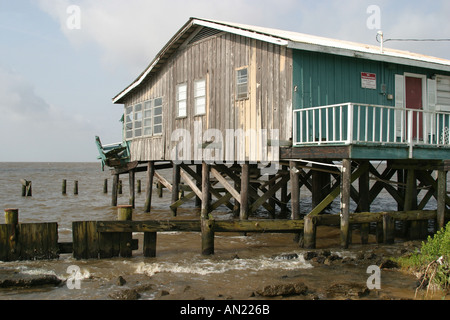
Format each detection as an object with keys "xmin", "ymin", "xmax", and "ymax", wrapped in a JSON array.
[
  {"xmin": 177, "ymin": 83, "xmax": 187, "ymax": 117},
  {"xmin": 153, "ymin": 98, "xmax": 163, "ymax": 134},
  {"xmin": 236, "ymin": 67, "xmax": 248, "ymax": 100},
  {"xmin": 125, "ymin": 98, "xmax": 163, "ymax": 140},
  {"xmin": 125, "ymin": 105, "xmax": 133, "ymax": 139},
  {"xmin": 134, "ymin": 103, "xmax": 142, "ymax": 137},
  {"xmin": 194, "ymin": 79, "xmax": 206, "ymax": 115}
]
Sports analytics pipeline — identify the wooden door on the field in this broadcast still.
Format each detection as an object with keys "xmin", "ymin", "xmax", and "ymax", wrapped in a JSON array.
[{"xmin": 405, "ymin": 76, "xmax": 423, "ymax": 140}]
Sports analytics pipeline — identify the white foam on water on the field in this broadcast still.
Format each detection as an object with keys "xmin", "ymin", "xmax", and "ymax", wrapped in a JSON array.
[{"xmin": 133, "ymin": 252, "xmax": 313, "ymax": 277}]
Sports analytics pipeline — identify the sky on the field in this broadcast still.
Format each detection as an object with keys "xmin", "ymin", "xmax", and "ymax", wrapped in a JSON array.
[{"xmin": 1, "ymin": 0, "xmax": 450, "ymax": 162}]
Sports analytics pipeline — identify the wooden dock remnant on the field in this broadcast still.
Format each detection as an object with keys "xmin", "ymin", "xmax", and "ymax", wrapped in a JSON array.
[{"xmin": 0, "ymin": 209, "xmax": 59, "ymax": 262}]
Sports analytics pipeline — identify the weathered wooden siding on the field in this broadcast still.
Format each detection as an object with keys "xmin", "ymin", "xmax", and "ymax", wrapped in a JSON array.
[{"xmin": 123, "ymin": 31, "xmax": 293, "ymax": 162}]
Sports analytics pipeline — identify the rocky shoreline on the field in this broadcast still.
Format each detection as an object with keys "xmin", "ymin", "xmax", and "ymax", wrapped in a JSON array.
[{"xmin": 1, "ymin": 240, "xmax": 444, "ymax": 300}]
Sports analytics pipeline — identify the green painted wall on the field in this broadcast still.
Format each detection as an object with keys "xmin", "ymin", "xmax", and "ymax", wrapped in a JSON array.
[{"xmin": 292, "ymin": 49, "xmax": 450, "ymax": 110}]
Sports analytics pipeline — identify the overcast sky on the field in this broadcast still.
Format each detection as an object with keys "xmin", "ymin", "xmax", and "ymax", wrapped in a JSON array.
[{"xmin": 1, "ymin": 0, "xmax": 450, "ymax": 162}]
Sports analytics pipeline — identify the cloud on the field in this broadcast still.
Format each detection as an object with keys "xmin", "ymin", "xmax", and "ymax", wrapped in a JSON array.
[{"xmin": 0, "ymin": 65, "xmax": 98, "ymax": 161}]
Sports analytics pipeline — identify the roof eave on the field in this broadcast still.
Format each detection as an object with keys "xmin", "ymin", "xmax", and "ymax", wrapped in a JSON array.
[{"xmin": 288, "ymin": 41, "xmax": 450, "ymax": 73}]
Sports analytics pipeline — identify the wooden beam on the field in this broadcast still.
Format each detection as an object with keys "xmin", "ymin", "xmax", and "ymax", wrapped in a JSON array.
[
  {"xmin": 210, "ymin": 167, "xmax": 241, "ymax": 203},
  {"xmin": 154, "ymin": 171, "xmax": 173, "ymax": 192},
  {"xmin": 180, "ymin": 169, "xmax": 202, "ymax": 198},
  {"xmin": 308, "ymin": 161, "xmax": 369, "ymax": 217},
  {"xmin": 250, "ymin": 174, "xmax": 290, "ymax": 213}
]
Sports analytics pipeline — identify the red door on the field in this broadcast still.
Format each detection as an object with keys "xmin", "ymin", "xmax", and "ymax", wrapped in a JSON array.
[{"xmin": 405, "ymin": 76, "xmax": 423, "ymax": 140}]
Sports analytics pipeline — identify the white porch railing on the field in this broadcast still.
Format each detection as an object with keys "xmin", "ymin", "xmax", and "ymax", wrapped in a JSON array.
[{"xmin": 293, "ymin": 103, "xmax": 450, "ymax": 156}]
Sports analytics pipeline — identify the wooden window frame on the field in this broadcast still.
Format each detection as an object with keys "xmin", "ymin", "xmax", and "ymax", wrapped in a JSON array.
[
  {"xmin": 236, "ymin": 66, "xmax": 249, "ymax": 101},
  {"xmin": 194, "ymin": 78, "xmax": 207, "ymax": 116},
  {"xmin": 176, "ymin": 83, "xmax": 188, "ymax": 118}
]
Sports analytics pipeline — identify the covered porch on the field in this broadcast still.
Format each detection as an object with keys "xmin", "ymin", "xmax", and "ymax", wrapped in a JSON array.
[{"xmin": 292, "ymin": 103, "xmax": 450, "ymax": 160}]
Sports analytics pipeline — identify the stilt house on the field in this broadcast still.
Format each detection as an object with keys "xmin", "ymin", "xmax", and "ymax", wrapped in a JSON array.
[{"xmin": 106, "ymin": 18, "xmax": 450, "ymax": 250}]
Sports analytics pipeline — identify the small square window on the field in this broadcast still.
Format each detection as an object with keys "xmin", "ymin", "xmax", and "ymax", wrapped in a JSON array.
[{"xmin": 236, "ymin": 67, "xmax": 248, "ymax": 100}]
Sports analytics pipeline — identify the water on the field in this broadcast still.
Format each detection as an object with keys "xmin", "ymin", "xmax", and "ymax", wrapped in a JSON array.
[{"xmin": 0, "ymin": 162, "xmax": 428, "ymax": 300}]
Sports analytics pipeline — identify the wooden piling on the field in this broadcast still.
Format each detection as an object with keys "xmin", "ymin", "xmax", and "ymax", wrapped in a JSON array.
[
  {"xmin": 290, "ymin": 161, "xmax": 300, "ymax": 220},
  {"xmin": 112, "ymin": 174, "xmax": 119, "ymax": 206},
  {"xmin": 240, "ymin": 162, "xmax": 250, "ymax": 220},
  {"xmin": 118, "ymin": 179, "xmax": 123, "ymax": 194},
  {"xmin": 74, "ymin": 181, "xmax": 78, "ymax": 195},
  {"xmin": 129, "ymin": 170, "xmax": 135, "ymax": 209},
  {"xmin": 358, "ymin": 161, "xmax": 370, "ymax": 244},
  {"xmin": 103, "ymin": 179, "xmax": 108, "ymax": 193},
  {"xmin": 4, "ymin": 208, "xmax": 19, "ymax": 225},
  {"xmin": 143, "ymin": 232, "xmax": 157, "ymax": 257},
  {"xmin": 117, "ymin": 205, "xmax": 133, "ymax": 258},
  {"xmin": 303, "ymin": 215, "xmax": 316, "ymax": 249},
  {"xmin": 195, "ymin": 164, "xmax": 202, "ymax": 207},
  {"xmin": 62, "ymin": 179, "xmax": 67, "ymax": 195},
  {"xmin": 171, "ymin": 164, "xmax": 181, "ymax": 216},
  {"xmin": 144, "ymin": 162, "xmax": 155, "ymax": 213},
  {"xmin": 201, "ymin": 162, "xmax": 210, "ymax": 219},
  {"xmin": 21, "ymin": 179, "xmax": 32, "ymax": 197},
  {"xmin": 437, "ymin": 170, "xmax": 447, "ymax": 230},
  {"xmin": 340, "ymin": 159, "xmax": 351, "ymax": 249},
  {"xmin": 383, "ymin": 214, "xmax": 395, "ymax": 244},
  {"xmin": 201, "ymin": 218, "xmax": 214, "ymax": 255},
  {"xmin": 137, "ymin": 180, "xmax": 141, "ymax": 193}
]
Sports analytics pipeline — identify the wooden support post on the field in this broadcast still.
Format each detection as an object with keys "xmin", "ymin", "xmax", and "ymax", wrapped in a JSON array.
[
  {"xmin": 118, "ymin": 180, "xmax": 123, "ymax": 194},
  {"xmin": 268, "ymin": 174, "xmax": 276, "ymax": 218},
  {"xmin": 137, "ymin": 180, "xmax": 141, "ymax": 193},
  {"xmin": 112, "ymin": 174, "xmax": 119, "ymax": 206},
  {"xmin": 4, "ymin": 209, "xmax": 19, "ymax": 260},
  {"xmin": 129, "ymin": 170, "xmax": 135, "ymax": 209},
  {"xmin": 4, "ymin": 208, "xmax": 18, "ymax": 225},
  {"xmin": 74, "ymin": 181, "xmax": 78, "ymax": 195},
  {"xmin": 358, "ymin": 161, "xmax": 370, "ymax": 244},
  {"xmin": 144, "ymin": 162, "xmax": 155, "ymax": 213},
  {"xmin": 280, "ymin": 165, "xmax": 288, "ymax": 215},
  {"xmin": 171, "ymin": 164, "xmax": 181, "ymax": 216},
  {"xmin": 62, "ymin": 179, "xmax": 67, "ymax": 195},
  {"xmin": 405, "ymin": 169, "xmax": 421, "ymax": 239},
  {"xmin": 117, "ymin": 205, "xmax": 133, "ymax": 258},
  {"xmin": 201, "ymin": 163, "xmax": 210, "ymax": 219},
  {"xmin": 143, "ymin": 232, "xmax": 157, "ymax": 257},
  {"xmin": 240, "ymin": 162, "xmax": 250, "ymax": 220},
  {"xmin": 195, "ymin": 164, "xmax": 202, "ymax": 207},
  {"xmin": 20, "ymin": 179, "xmax": 32, "ymax": 197},
  {"xmin": 437, "ymin": 170, "xmax": 447, "ymax": 231},
  {"xmin": 383, "ymin": 214, "xmax": 395, "ymax": 244},
  {"xmin": 157, "ymin": 181, "xmax": 163, "ymax": 198},
  {"xmin": 290, "ymin": 161, "xmax": 300, "ymax": 220},
  {"xmin": 303, "ymin": 215, "xmax": 316, "ymax": 249},
  {"xmin": 340, "ymin": 159, "xmax": 351, "ymax": 249},
  {"xmin": 201, "ymin": 218, "xmax": 214, "ymax": 255},
  {"xmin": 103, "ymin": 179, "xmax": 108, "ymax": 194}
]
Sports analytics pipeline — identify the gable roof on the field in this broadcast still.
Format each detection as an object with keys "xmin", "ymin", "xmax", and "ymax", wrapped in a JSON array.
[{"xmin": 113, "ymin": 17, "xmax": 450, "ymax": 104}]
